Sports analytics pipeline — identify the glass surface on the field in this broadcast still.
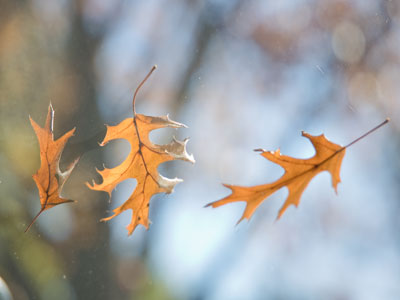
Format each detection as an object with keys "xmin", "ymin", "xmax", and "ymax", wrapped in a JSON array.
[{"xmin": 0, "ymin": 0, "xmax": 399, "ymax": 299}]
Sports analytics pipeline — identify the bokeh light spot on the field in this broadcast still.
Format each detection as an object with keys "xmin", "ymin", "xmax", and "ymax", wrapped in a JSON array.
[{"xmin": 332, "ymin": 21, "xmax": 366, "ymax": 64}]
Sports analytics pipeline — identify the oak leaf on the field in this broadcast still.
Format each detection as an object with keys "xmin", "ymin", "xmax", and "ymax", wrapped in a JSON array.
[
  {"xmin": 26, "ymin": 104, "xmax": 79, "ymax": 232},
  {"xmin": 206, "ymin": 120, "xmax": 389, "ymax": 224},
  {"xmin": 87, "ymin": 66, "xmax": 195, "ymax": 235}
]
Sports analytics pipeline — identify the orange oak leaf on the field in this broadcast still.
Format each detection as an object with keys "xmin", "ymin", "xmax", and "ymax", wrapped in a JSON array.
[
  {"xmin": 206, "ymin": 120, "xmax": 389, "ymax": 224},
  {"xmin": 26, "ymin": 104, "xmax": 79, "ymax": 232},
  {"xmin": 87, "ymin": 66, "xmax": 195, "ymax": 235}
]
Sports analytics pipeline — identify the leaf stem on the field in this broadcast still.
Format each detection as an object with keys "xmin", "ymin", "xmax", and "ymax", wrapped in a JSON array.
[
  {"xmin": 24, "ymin": 209, "xmax": 44, "ymax": 233},
  {"xmin": 344, "ymin": 118, "xmax": 390, "ymax": 149},
  {"xmin": 133, "ymin": 65, "xmax": 157, "ymax": 116}
]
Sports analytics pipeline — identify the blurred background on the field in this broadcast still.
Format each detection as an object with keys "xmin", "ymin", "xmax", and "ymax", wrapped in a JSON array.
[{"xmin": 0, "ymin": 0, "xmax": 399, "ymax": 299}]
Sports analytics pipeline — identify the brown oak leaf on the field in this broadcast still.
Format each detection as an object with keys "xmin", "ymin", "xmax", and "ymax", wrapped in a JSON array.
[
  {"xmin": 26, "ymin": 104, "xmax": 79, "ymax": 232},
  {"xmin": 207, "ymin": 120, "xmax": 389, "ymax": 224},
  {"xmin": 87, "ymin": 66, "xmax": 195, "ymax": 235}
]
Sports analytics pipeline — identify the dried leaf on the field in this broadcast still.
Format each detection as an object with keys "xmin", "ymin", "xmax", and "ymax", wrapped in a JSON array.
[
  {"xmin": 87, "ymin": 66, "xmax": 195, "ymax": 235},
  {"xmin": 26, "ymin": 104, "xmax": 78, "ymax": 232},
  {"xmin": 207, "ymin": 120, "xmax": 389, "ymax": 224}
]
